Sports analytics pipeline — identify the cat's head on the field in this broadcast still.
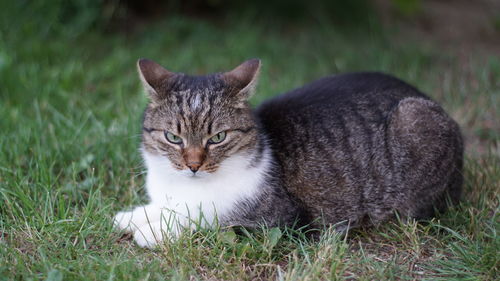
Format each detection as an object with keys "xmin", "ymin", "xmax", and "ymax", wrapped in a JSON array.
[{"xmin": 138, "ymin": 58, "xmax": 262, "ymax": 177}]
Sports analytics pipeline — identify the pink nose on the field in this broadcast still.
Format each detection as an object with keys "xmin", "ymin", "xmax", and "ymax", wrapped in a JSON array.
[{"xmin": 186, "ymin": 162, "xmax": 201, "ymax": 173}]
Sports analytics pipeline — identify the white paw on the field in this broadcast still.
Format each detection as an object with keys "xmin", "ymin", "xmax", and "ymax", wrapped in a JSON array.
[
  {"xmin": 114, "ymin": 211, "xmax": 134, "ymax": 231},
  {"xmin": 133, "ymin": 221, "xmax": 165, "ymax": 248},
  {"xmin": 113, "ymin": 210, "xmax": 146, "ymax": 232},
  {"xmin": 133, "ymin": 219, "xmax": 185, "ymax": 248},
  {"xmin": 114, "ymin": 205, "xmax": 162, "ymax": 233}
]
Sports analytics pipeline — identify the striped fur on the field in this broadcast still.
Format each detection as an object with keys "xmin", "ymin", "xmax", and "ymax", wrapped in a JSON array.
[{"xmin": 114, "ymin": 59, "xmax": 463, "ymax": 247}]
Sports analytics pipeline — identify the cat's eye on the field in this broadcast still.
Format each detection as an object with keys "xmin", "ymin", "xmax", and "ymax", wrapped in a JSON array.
[
  {"xmin": 208, "ymin": 131, "xmax": 226, "ymax": 144},
  {"xmin": 165, "ymin": 131, "xmax": 183, "ymax": 144}
]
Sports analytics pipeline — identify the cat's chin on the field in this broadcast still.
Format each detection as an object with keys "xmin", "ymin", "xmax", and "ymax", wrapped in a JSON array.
[{"xmin": 178, "ymin": 169, "xmax": 211, "ymax": 179}]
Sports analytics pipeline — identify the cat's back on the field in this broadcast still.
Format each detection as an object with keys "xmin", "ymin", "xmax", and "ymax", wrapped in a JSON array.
[
  {"xmin": 255, "ymin": 72, "xmax": 427, "ymax": 159},
  {"xmin": 256, "ymin": 72, "xmax": 425, "ymax": 119},
  {"xmin": 255, "ymin": 72, "xmax": 462, "ymax": 227}
]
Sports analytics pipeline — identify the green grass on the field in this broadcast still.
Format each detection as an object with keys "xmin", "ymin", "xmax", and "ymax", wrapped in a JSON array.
[{"xmin": 1, "ymin": 11, "xmax": 499, "ymax": 281}]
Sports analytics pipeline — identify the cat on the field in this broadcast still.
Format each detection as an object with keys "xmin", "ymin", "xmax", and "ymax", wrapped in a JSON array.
[{"xmin": 114, "ymin": 58, "xmax": 463, "ymax": 248}]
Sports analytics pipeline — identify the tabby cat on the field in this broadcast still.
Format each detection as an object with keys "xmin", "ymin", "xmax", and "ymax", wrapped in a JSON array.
[{"xmin": 114, "ymin": 59, "xmax": 463, "ymax": 247}]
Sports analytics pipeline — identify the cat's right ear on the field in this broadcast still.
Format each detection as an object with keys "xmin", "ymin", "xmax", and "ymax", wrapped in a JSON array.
[{"xmin": 137, "ymin": 58, "xmax": 175, "ymax": 104}]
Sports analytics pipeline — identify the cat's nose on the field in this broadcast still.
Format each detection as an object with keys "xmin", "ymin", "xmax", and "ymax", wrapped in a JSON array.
[
  {"xmin": 182, "ymin": 146, "xmax": 205, "ymax": 173},
  {"xmin": 186, "ymin": 162, "xmax": 201, "ymax": 173}
]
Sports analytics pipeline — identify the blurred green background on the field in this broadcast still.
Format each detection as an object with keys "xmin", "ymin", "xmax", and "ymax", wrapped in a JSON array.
[{"xmin": 1, "ymin": 0, "xmax": 498, "ymax": 153}]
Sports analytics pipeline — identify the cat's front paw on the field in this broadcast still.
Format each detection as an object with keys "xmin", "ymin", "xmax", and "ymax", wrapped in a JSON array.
[
  {"xmin": 133, "ymin": 220, "xmax": 179, "ymax": 248},
  {"xmin": 114, "ymin": 210, "xmax": 138, "ymax": 232}
]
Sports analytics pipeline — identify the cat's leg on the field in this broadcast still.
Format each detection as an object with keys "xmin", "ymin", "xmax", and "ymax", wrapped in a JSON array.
[
  {"xmin": 113, "ymin": 204, "xmax": 165, "ymax": 233},
  {"xmin": 133, "ymin": 220, "xmax": 164, "ymax": 248},
  {"xmin": 133, "ymin": 209, "xmax": 209, "ymax": 247},
  {"xmin": 133, "ymin": 215, "xmax": 185, "ymax": 248}
]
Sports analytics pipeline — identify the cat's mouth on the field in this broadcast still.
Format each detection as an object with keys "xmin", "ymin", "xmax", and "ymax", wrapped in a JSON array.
[
  {"xmin": 179, "ymin": 169, "xmax": 210, "ymax": 179},
  {"xmin": 179, "ymin": 161, "xmax": 219, "ymax": 176}
]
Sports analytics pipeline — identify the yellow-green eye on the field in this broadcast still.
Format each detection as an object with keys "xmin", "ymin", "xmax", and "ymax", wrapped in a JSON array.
[
  {"xmin": 165, "ymin": 131, "xmax": 182, "ymax": 144},
  {"xmin": 208, "ymin": 131, "xmax": 226, "ymax": 144}
]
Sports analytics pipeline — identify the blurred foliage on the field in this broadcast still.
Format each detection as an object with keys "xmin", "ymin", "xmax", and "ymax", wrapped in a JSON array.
[
  {"xmin": 391, "ymin": 0, "xmax": 421, "ymax": 16},
  {"xmin": 0, "ymin": 0, "xmax": 377, "ymax": 41},
  {"xmin": 493, "ymin": 14, "xmax": 500, "ymax": 32},
  {"xmin": 0, "ymin": 0, "xmax": 109, "ymax": 38},
  {"xmin": 128, "ymin": 0, "xmax": 376, "ymax": 25}
]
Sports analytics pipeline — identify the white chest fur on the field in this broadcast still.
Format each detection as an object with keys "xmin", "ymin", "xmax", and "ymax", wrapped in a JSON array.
[
  {"xmin": 143, "ymin": 149, "xmax": 269, "ymax": 224},
  {"xmin": 114, "ymin": 148, "xmax": 270, "ymax": 247}
]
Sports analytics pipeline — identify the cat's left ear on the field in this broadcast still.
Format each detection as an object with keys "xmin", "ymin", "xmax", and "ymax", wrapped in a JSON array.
[{"xmin": 223, "ymin": 59, "xmax": 261, "ymax": 104}]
